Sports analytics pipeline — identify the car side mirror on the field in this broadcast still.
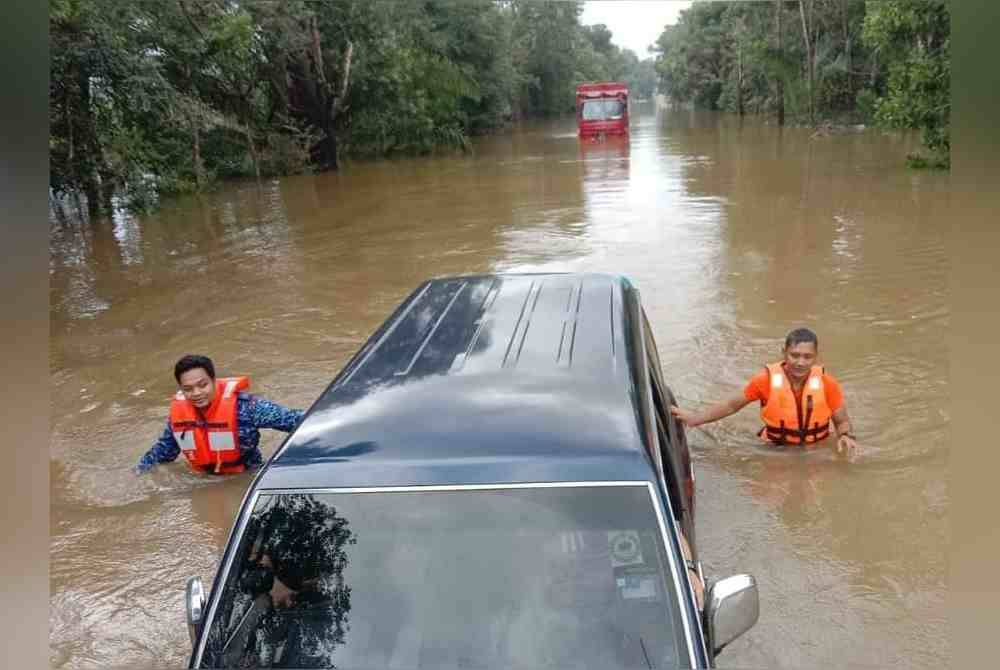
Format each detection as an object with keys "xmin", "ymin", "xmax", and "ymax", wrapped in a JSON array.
[
  {"xmin": 704, "ymin": 574, "xmax": 759, "ymax": 655},
  {"xmin": 185, "ymin": 576, "xmax": 207, "ymax": 647}
]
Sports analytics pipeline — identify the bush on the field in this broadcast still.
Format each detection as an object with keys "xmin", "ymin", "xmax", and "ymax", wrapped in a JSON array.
[{"xmin": 260, "ymin": 130, "xmax": 317, "ymax": 177}]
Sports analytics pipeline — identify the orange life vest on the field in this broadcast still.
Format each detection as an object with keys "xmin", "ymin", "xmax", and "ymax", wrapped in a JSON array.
[
  {"xmin": 169, "ymin": 377, "xmax": 249, "ymax": 474},
  {"xmin": 758, "ymin": 363, "xmax": 832, "ymax": 446}
]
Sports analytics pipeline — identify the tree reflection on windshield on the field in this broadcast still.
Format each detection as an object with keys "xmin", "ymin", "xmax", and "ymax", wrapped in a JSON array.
[{"xmin": 202, "ymin": 494, "xmax": 355, "ymax": 668}]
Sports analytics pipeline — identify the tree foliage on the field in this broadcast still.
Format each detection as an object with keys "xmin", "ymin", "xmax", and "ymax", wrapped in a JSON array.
[
  {"xmin": 50, "ymin": 0, "xmax": 658, "ymax": 212},
  {"xmin": 653, "ymin": 0, "xmax": 950, "ymax": 166},
  {"xmin": 862, "ymin": 0, "xmax": 950, "ymax": 166}
]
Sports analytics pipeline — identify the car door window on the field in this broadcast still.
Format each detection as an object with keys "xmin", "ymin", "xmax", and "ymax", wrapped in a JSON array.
[{"xmin": 642, "ymin": 311, "xmax": 692, "ymax": 528}]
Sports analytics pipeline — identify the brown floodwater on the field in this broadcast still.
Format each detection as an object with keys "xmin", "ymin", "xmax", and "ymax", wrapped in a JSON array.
[{"xmin": 50, "ymin": 103, "xmax": 949, "ymax": 668}]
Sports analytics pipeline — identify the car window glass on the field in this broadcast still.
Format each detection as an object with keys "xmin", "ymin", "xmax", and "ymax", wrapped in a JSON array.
[
  {"xmin": 581, "ymin": 99, "xmax": 626, "ymax": 121},
  {"xmin": 642, "ymin": 311, "xmax": 685, "ymax": 461},
  {"xmin": 647, "ymin": 354, "xmax": 670, "ymax": 444},
  {"xmin": 199, "ymin": 486, "xmax": 691, "ymax": 669}
]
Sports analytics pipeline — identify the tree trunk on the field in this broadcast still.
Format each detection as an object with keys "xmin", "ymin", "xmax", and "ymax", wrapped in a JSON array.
[
  {"xmin": 100, "ymin": 170, "xmax": 116, "ymax": 213},
  {"xmin": 309, "ymin": 16, "xmax": 337, "ymax": 170},
  {"xmin": 183, "ymin": 64, "xmax": 205, "ymax": 189},
  {"xmin": 846, "ymin": 36, "xmax": 853, "ymax": 105},
  {"xmin": 285, "ymin": 15, "xmax": 354, "ymax": 171},
  {"xmin": 737, "ymin": 40, "xmax": 745, "ymax": 117},
  {"xmin": 326, "ymin": 40, "xmax": 353, "ymax": 170},
  {"xmin": 193, "ymin": 121, "xmax": 204, "ymax": 189},
  {"xmin": 75, "ymin": 61, "xmax": 102, "ymax": 214},
  {"xmin": 776, "ymin": 0, "xmax": 785, "ymax": 126},
  {"xmin": 268, "ymin": 52, "xmax": 290, "ymax": 122},
  {"xmin": 799, "ymin": 0, "xmax": 815, "ymax": 126},
  {"xmin": 72, "ymin": 192, "xmax": 88, "ymax": 224},
  {"xmin": 808, "ymin": 45, "xmax": 815, "ymax": 124},
  {"xmin": 843, "ymin": 0, "xmax": 852, "ymax": 104},
  {"xmin": 245, "ymin": 124, "xmax": 261, "ymax": 179},
  {"xmin": 338, "ymin": 40, "xmax": 353, "ymax": 104},
  {"xmin": 66, "ymin": 86, "xmax": 75, "ymax": 165},
  {"xmin": 316, "ymin": 39, "xmax": 353, "ymax": 170}
]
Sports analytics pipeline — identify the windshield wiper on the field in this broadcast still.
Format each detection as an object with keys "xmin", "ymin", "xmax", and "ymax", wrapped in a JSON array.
[
  {"xmin": 221, "ymin": 593, "xmax": 271, "ymax": 657},
  {"xmin": 638, "ymin": 636, "xmax": 654, "ymax": 669}
]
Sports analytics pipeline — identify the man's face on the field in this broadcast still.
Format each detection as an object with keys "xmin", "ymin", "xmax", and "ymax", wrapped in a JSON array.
[
  {"xmin": 179, "ymin": 367, "xmax": 216, "ymax": 409},
  {"xmin": 782, "ymin": 341, "xmax": 818, "ymax": 382}
]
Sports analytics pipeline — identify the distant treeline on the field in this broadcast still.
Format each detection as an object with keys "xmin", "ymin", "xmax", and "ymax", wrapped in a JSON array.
[
  {"xmin": 50, "ymin": 0, "xmax": 657, "ymax": 213},
  {"xmin": 654, "ymin": 0, "xmax": 950, "ymax": 168}
]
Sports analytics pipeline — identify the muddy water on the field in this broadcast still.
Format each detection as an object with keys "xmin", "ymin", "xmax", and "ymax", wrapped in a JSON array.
[{"xmin": 50, "ymin": 104, "xmax": 949, "ymax": 668}]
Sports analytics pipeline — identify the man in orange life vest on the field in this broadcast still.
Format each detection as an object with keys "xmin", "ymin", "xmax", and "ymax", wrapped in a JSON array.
[
  {"xmin": 670, "ymin": 328, "xmax": 859, "ymax": 457},
  {"xmin": 135, "ymin": 354, "xmax": 305, "ymax": 475}
]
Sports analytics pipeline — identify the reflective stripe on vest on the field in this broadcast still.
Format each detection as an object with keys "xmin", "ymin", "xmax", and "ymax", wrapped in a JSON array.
[
  {"xmin": 208, "ymin": 430, "xmax": 237, "ymax": 452},
  {"xmin": 173, "ymin": 430, "xmax": 198, "ymax": 453}
]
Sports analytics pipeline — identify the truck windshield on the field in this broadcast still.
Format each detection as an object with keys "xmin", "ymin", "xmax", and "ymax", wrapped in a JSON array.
[
  {"xmin": 198, "ymin": 484, "xmax": 691, "ymax": 669},
  {"xmin": 581, "ymin": 99, "xmax": 626, "ymax": 121}
]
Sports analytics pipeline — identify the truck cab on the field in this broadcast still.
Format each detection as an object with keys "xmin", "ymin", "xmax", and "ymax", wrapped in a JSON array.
[{"xmin": 577, "ymin": 82, "xmax": 630, "ymax": 138}]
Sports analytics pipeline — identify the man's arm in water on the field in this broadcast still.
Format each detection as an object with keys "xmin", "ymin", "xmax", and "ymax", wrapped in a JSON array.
[
  {"xmin": 831, "ymin": 405, "xmax": 859, "ymax": 455},
  {"xmin": 670, "ymin": 391, "xmax": 751, "ymax": 428},
  {"xmin": 135, "ymin": 420, "xmax": 180, "ymax": 473}
]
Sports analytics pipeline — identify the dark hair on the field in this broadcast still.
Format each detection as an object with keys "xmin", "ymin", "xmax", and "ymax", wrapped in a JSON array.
[
  {"xmin": 784, "ymin": 328, "xmax": 818, "ymax": 349},
  {"xmin": 174, "ymin": 354, "xmax": 216, "ymax": 383}
]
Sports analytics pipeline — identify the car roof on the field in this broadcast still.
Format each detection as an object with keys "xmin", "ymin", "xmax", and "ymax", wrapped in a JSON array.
[{"xmin": 259, "ymin": 273, "xmax": 658, "ymax": 490}]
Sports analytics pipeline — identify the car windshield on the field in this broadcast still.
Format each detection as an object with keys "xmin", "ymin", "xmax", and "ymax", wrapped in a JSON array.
[
  {"xmin": 581, "ymin": 99, "xmax": 625, "ymax": 121},
  {"xmin": 198, "ymin": 484, "xmax": 691, "ymax": 669}
]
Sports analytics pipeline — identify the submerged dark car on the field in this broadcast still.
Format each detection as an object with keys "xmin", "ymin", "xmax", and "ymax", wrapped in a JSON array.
[{"xmin": 185, "ymin": 273, "xmax": 759, "ymax": 669}]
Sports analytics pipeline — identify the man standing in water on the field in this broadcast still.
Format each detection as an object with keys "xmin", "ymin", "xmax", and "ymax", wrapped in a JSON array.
[
  {"xmin": 670, "ymin": 328, "xmax": 859, "ymax": 457},
  {"xmin": 135, "ymin": 354, "xmax": 305, "ymax": 475}
]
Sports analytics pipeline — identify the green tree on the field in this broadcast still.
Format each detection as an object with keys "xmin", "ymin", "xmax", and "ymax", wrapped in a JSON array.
[
  {"xmin": 651, "ymin": 0, "xmax": 948, "ymax": 167},
  {"xmin": 422, "ymin": 0, "xmax": 522, "ymax": 133},
  {"xmin": 629, "ymin": 59, "xmax": 658, "ymax": 100},
  {"xmin": 50, "ymin": 0, "xmax": 665, "ymax": 210},
  {"xmin": 50, "ymin": 0, "xmax": 162, "ymax": 212},
  {"xmin": 862, "ymin": 0, "xmax": 949, "ymax": 166},
  {"xmin": 511, "ymin": 0, "xmax": 584, "ymax": 116},
  {"xmin": 654, "ymin": 2, "xmax": 728, "ymax": 109}
]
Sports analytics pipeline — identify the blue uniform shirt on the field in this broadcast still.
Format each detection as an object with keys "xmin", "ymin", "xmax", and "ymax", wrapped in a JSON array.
[{"xmin": 136, "ymin": 393, "xmax": 305, "ymax": 473}]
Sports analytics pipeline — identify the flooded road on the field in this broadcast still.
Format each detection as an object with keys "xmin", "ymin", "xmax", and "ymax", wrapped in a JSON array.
[{"xmin": 50, "ymin": 104, "xmax": 949, "ymax": 668}]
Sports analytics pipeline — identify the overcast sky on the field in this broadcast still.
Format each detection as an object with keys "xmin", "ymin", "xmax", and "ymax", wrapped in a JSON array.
[{"xmin": 579, "ymin": 1, "xmax": 692, "ymax": 60}]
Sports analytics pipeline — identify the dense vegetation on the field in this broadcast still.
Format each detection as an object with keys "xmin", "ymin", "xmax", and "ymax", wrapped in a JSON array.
[
  {"xmin": 654, "ymin": 0, "xmax": 949, "ymax": 168},
  {"xmin": 50, "ymin": 0, "xmax": 657, "ymax": 212}
]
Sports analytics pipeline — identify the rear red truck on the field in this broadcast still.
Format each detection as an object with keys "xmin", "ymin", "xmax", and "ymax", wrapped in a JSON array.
[{"xmin": 576, "ymin": 82, "xmax": 630, "ymax": 139}]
